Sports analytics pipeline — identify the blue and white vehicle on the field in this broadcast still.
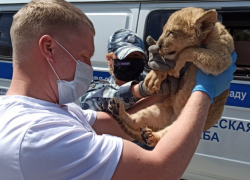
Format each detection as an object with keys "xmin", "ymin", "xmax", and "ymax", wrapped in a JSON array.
[{"xmin": 0, "ymin": 0, "xmax": 250, "ymax": 179}]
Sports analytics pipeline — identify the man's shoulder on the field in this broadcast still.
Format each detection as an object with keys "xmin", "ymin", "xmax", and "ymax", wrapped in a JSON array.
[
  {"xmin": 0, "ymin": 98, "xmax": 123, "ymax": 180},
  {"xmin": 0, "ymin": 96, "xmax": 81, "ymax": 123}
]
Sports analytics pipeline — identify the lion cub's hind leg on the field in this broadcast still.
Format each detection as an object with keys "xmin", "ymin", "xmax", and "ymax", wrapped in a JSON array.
[
  {"xmin": 109, "ymin": 97, "xmax": 157, "ymax": 131},
  {"xmin": 140, "ymin": 123, "xmax": 174, "ymax": 147},
  {"xmin": 109, "ymin": 98, "xmax": 144, "ymax": 142},
  {"xmin": 138, "ymin": 103, "xmax": 176, "ymax": 147}
]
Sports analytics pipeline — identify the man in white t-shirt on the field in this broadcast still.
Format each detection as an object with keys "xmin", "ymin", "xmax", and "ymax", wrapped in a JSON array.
[{"xmin": 0, "ymin": 0, "xmax": 236, "ymax": 180}]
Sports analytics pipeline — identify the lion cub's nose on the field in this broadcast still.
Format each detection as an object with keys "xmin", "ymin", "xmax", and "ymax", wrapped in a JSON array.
[{"xmin": 148, "ymin": 44, "xmax": 160, "ymax": 54}]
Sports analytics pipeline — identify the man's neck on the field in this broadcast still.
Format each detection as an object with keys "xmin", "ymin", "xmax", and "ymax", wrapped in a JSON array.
[{"xmin": 6, "ymin": 67, "xmax": 58, "ymax": 104}]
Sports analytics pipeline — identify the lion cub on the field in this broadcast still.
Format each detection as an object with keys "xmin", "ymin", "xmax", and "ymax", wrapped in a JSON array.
[{"xmin": 109, "ymin": 7, "xmax": 234, "ymax": 147}]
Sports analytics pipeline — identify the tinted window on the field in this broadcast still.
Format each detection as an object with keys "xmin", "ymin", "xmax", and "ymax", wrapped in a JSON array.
[
  {"xmin": 144, "ymin": 9, "xmax": 250, "ymax": 78},
  {"xmin": 221, "ymin": 11, "xmax": 250, "ymax": 78},
  {"xmin": 144, "ymin": 11, "xmax": 173, "ymax": 51},
  {"xmin": 0, "ymin": 13, "xmax": 15, "ymax": 59},
  {"xmin": 143, "ymin": 11, "xmax": 173, "ymax": 72}
]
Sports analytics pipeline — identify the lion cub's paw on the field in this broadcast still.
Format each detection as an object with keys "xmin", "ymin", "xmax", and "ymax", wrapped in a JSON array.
[
  {"xmin": 145, "ymin": 70, "xmax": 167, "ymax": 93},
  {"xmin": 140, "ymin": 125, "xmax": 159, "ymax": 147},
  {"xmin": 168, "ymin": 68, "xmax": 180, "ymax": 78},
  {"xmin": 168, "ymin": 69, "xmax": 175, "ymax": 76},
  {"xmin": 108, "ymin": 97, "xmax": 125, "ymax": 119},
  {"xmin": 144, "ymin": 71, "xmax": 159, "ymax": 93}
]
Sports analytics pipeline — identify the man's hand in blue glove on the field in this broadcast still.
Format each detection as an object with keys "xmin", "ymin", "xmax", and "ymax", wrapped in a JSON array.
[{"xmin": 192, "ymin": 52, "xmax": 237, "ymax": 103}]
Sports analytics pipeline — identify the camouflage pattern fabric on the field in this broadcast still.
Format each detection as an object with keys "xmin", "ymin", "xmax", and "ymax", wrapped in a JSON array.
[
  {"xmin": 108, "ymin": 29, "xmax": 145, "ymax": 60},
  {"xmin": 80, "ymin": 73, "xmax": 156, "ymax": 150},
  {"xmin": 80, "ymin": 74, "xmax": 145, "ymax": 112}
]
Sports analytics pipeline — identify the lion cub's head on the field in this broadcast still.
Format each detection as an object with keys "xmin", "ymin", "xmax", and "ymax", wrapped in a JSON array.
[{"xmin": 157, "ymin": 7, "xmax": 218, "ymax": 60}]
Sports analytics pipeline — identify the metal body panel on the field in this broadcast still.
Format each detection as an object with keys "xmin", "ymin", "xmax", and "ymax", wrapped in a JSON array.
[
  {"xmin": 181, "ymin": 80, "xmax": 250, "ymax": 180},
  {"xmin": 137, "ymin": 1, "xmax": 250, "ymax": 39},
  {"xmin": 0, "ymin": 0, "xmax": 248, "ymax": 4},
  {"xmin": 136, "ymin": 2, "xmax": 250, "ymax": 180},
  {"xmin": 0, "ymin": 1, "xmax": 250, "ymax": 180},
  {"xmin": 0, "ymin": 2, "xmax": 140, "ymax": 77}
]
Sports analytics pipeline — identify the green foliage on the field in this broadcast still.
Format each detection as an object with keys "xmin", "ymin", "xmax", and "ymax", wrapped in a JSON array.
[{"xmin": 233, "ymin": 29, "xmax": 250, "ymax": 41}]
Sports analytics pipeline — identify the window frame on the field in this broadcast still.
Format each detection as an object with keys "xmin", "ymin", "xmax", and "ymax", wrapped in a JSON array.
[
  {"xmin": 143, "ymin": 7, "xmax": 250, "ymax": 81},
  {"xmin": 0, "ymin": 10, "xmax": 18, "ymax": 61}
]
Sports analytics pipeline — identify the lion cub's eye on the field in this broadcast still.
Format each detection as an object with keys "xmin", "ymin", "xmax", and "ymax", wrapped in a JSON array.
[{"xmin": 167, "ymin": 31, "xmax": 174, "ymax": 37}]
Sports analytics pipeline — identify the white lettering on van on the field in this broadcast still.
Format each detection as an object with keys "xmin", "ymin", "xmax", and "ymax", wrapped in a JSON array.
[
  {"xmin": 229, "ymin": 91, "xmax": 234, "ymax": 97},
  {"xmin": 234, "ymin": 92, "xmax": 241, "ymax": 100},
  {"xmin": 241, "ymin": 92, "xmax": 247, "ymax": 101},
  {"xmin": 229, "ymin": 91, "xmax": 247, "ymax": 101}
]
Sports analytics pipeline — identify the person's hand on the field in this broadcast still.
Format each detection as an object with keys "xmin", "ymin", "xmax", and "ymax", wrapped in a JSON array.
[
  {"xmin": 148, "ymin": 51, "xmax": 176, "ymax": 71},
  {"xmin": 139, "ymin": 76, "xmax": 180, "ymax": 97},
  {"xmin": 192, "ymin": 52, "xmax": 237, "ymax": 103},
  {"xmin": 146, "ymin": 36, "xmax": 175, "ymax": 71}
]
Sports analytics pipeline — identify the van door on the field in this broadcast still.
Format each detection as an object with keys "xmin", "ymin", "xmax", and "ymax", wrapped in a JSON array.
[
  {"xmin": 0, "ymin": 2, "xmax": 141, "ymax": 94},
  {"xmin": 71, "ymin": 2, "xmax": 140, "ymax": 81},
  {"xmin": 137, "ymin": 1, "xmax": 250, "ymax": 180},
  {"xmin": 0, "ymin": 11, "xmax": 16, "ymax": 95}
]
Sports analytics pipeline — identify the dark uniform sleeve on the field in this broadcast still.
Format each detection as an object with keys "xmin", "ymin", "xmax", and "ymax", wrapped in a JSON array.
[{"xmin": 80, "ymin": 78, "xmax": 140, "ymax": 112}]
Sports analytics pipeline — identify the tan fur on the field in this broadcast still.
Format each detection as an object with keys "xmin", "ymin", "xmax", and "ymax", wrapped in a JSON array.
[{"xmin": 109, "ymin": 7, "xmax": 234, "ymax": 147}]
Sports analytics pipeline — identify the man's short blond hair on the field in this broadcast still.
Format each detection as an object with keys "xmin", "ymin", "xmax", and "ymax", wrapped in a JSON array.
[{"xmin": 10, "ymin": 0, "xmax": 95, "ymax": 64}]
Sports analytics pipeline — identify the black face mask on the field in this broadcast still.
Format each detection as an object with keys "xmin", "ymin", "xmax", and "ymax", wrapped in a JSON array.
[{"xmin": 113, "ymin": 58, "xmax": 144, "ymax": 81}]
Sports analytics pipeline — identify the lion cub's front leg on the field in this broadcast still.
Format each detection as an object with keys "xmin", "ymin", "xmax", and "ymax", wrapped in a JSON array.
[
  {"xmin": 144, "ymin": 70, "xmax": 168, "ymax": 93},
  {"xmin": 168, "ymin": 52, "xmax": 190, "ymax": 78},
  {"xmin": 170, "ymin": 47, "xmax": 232, "ymax": 77}
]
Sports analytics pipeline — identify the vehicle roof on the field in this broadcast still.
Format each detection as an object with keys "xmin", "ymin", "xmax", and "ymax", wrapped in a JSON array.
[{"xmin": 0, "ymin": 0, "xmax": 245, "ymax": 5}]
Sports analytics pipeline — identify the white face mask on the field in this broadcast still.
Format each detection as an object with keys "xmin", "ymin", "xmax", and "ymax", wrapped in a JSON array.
[{"xmin": 47, "ymin": 39, "xmax": 93, "ymax": 105}]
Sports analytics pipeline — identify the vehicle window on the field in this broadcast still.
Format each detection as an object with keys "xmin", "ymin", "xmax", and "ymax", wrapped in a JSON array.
[
  {"xmin": 144, "ymin": 9, "xmax": 250, "ymax": 79},
  {"xmin": 0, "ymin": 13, "xmax": 15, "ymax": 59},
  {"xmin": 221, "ymin": 11, "xmax": 250, "ymax": 78},
  {"xmin": 143, "ymin": 11, "xmax": 174, "ymax": 72}
]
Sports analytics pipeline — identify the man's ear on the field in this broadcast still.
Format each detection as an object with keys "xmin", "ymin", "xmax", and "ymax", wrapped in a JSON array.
[
  {"xmin": 39, "ymin": 35, "xmax": 55, "ymax": 62},
  {"xmin": 106, "ymin": 54, "xmax": 112, "ymax": 65},
  {"xmin": 194, "ymin": 9, "xmax": 217, "ymax": 38}
]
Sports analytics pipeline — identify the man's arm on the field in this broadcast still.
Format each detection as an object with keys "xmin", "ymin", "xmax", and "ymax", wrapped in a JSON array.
[
  {"xmin": 112, "ymin": 91, "xmax": 210, "ymax": 180},
  {"xmin": 112, "ymin": 53, "xmax": 237, "ymax": 179},
  {"xmin": 80, "ymin": 79, "xmax": 142, "ymax": 112},
  {"xmin": 92, "ymin": 111, "xmax": 134, "ymax": 141},
  {"xmin": 81, "ymin": 75, "xmax": 171, "ymax": 112},
  {"xmin": 91, "ymin": 94, "xmax": 165, "ymax": 141}
]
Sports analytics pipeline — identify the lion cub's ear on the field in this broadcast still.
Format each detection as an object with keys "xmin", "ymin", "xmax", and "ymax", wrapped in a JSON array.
[{"xmin": 194, "ymin": 9, "xmax": 218, "ymax": 38}]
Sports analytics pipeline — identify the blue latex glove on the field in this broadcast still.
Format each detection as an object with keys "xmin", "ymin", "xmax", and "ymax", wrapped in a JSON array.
[{"xmin": 192, "ymin": 52, "xmax": 237, "ymax": 103}]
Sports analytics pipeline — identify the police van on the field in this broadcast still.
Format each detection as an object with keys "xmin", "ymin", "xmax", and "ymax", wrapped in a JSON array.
[{"xmin": 0, "ymin": 0, "xmax": 250, "ymax": 179}]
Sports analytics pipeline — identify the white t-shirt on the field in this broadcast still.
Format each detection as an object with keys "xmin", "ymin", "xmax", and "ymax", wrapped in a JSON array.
[{"xmin": 0, "ymin": 95, "xmax": 123, "ymax": 180}]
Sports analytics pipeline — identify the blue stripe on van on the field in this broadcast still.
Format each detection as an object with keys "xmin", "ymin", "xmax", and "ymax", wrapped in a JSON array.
[
  {"xmin": 0, "ymin": 61, "xmax": 110, "ymax": 80},
  {"xmin": 93, "ymin": 71, "xmax": 110, "ymax": 80},
  {"xmin": 225, "ymin": 83, "xmax": 250, "ymax": 108},
  {"xmin": 0, "ymin": 61, "xmax": 249, "ymax": 108},
  {"xmin": 0, "ymin": 62, "xmax": 13, "ymax": 79}
]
